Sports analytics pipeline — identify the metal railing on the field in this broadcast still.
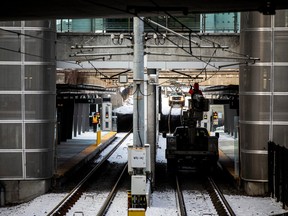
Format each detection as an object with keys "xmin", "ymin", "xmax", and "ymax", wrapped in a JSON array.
[{"xmin": 268, "ymin": 141, "xmax": 288, "ymax": 209}]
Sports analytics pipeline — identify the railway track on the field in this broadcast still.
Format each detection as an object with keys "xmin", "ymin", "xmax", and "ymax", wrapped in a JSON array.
[
  {"xmin": 206, "ymin": 176, "xmax": 236, "ymax": 216},
  {"xmin": 175, "ymin": 175, "xmax": 187, "ymax": 216},
  {"xmin": 175, "ymin": 172, "xmax": 236, "ymax": 216},
  {"xmin": 96, "ymin": 163, "xmax": 128, "ymax": 216},
  {"xmin": 47, "ymin": 131, "xmax": 132, "ymax": 216}
]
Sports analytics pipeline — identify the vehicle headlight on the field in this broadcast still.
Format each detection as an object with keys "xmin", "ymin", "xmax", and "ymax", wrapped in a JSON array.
[{"xmin": 167, "ymin": 136, "xmax": 177, "ymax": 150}]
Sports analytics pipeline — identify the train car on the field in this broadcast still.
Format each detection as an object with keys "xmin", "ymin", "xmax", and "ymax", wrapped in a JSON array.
[
  {"xmin": 168, "ymin": 92, "xmax": 185, "ymax": 107},
  {"xmin": 165, "ymin": 95, "xmax": 219, "ymax": 173}
]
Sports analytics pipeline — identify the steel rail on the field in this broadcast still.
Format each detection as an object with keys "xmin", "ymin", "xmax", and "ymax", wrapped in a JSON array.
[
  {"xmin": 207, "ymin": 176, "xmax": 237, "ymax": 216},
  {"xmin": 96, "ymin": 163, "xmax": 128, "ymax": 216},
  {"xmin": 175, "ymin": 175, "xmax": 187, "ymax": 216},
  {"xmin": 47, "ymin": 131, "xmax": 132, "ymax": 216}
]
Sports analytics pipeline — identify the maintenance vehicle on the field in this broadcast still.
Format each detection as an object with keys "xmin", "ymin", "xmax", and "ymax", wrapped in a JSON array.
[{"xmin": 165, "ymin": 92, "xmax": 219, "ymax": 172}]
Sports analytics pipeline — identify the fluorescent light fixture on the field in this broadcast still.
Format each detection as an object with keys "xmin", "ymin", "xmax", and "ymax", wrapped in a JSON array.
[{"xmin": 119, "ymin": 74, "xmax": 128, "ymax": 83}]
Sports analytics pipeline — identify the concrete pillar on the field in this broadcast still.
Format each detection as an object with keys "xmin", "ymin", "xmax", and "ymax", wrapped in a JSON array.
[
  {"xmin": 73, "ymin": 102, "xmax": 78, "ymax": 137},
  {"xmin": 239, "ymin": 10, "xmax": 288, "ymax": 195},
  {"xmin": 133, "ymin": 17, "xmax": 146, "ymax": 147},
  {"xmin": 146, "ymin": 69, "xmax": 158, "ymax": 187},
  {"xmin": 82, "ymin": 104, "xmax": 90, "ymax": 132},
  {"xmin": 77, "ymin": 103, "xmax": 83, "ymax": 135}
]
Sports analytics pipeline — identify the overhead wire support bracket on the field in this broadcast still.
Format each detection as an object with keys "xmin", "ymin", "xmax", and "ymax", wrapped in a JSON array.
[
  {"xmin": 145, "ymin": 45, "xmax": 229, "ymax": 49},
  {"xmin": 145, "ymin": 52, "xmax": 258, "ymax": 60},
  {"xmin": 71, "ymin": 45, "xmax": 133, "ymax": 49},
  {"xmin": 69, "ymin": 52, "xmax": 134, "ymax": 57}
]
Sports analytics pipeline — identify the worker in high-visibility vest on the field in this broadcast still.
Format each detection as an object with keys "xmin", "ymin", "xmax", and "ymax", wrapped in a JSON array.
[{"xmin": 92, "ymin": 112, "xmax": 100, "ymax": 132}]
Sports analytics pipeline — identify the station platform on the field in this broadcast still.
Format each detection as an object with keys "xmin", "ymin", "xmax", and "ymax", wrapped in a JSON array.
[
  {"xmin": 216, "ymin": 131, "xmax": 241, "ymax": 185},
  {"xmin": 55, "ymin": 130, "xmax": 117, "ymax": 181},
  {"xmin": 53, "ymin": 129, "xmax": 239, "ymax": 186}
]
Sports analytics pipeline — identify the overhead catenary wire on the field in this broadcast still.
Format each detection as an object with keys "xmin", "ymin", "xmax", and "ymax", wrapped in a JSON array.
[
  {"xmin": 145, "ymin": 51, "xmax": 254, "ymax": 60},
  {"xmin": 143, "ymin": 17, "xmax": 222, "ymax": 70},
  {"xmin": 0, "ymin": 15, "xmax": 257, "ymax": 85},
  {"xmin": 0, "ymin": 27, "xmax": 97, "ymax": 67},
  {"xmin": 85, "ymin": 56, "xmax": 109, "ymax": 78},
  {"xmin": 67, "ymin": 12, "xmax": 259, "ymax": 82}
]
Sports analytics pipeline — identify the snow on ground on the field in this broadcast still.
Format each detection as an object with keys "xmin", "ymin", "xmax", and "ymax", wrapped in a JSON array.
[
  {"xmin": 0, "ymin": 133, "xmax": 288, "ymax": 216},
  {"xmin": 1, "ymin": 96, "xmax": 288, "ymax": 216}
]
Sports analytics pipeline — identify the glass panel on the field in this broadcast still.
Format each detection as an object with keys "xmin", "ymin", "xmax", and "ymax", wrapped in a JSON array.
[
  {"xmin": 26, "ymin": 123, "xmax": 55, "ymax": 149},
  {"xmin": 57, "ymin": 13, "xmax": 240, "ymax": 33},
  {"xmin": 0, "ymin": 152, "xmax": 23, "ymax": 178},
  {"xmin": 24, "ymin": 20, "xmax": 54, "ymax": 28},
  {"xmin": 25, "ymin": 94, "xmax": 56, "ymax": 120},
  {"xmin": 274, "ymin": 66, "xmax": 288, "ymax": 92},
  {"xmin": 205, "ymin": 12, "xmax": 239, "ymax": 33},
  {"xmin": 273, "ymin": 95, "xmax": 288, "ymax": 121},
  {"xmin": 241, "ymin": 152, "xmax": 268, "ymax": 180},
  {"xmin": 0, "ymin": 65, "xmax": 21, "ymax": 90},
  {"xmin": 25, "ymin": 30, "xmax": 55, "ymax": 62},
  {"xmin": 167, "ymin": 15, "xmax": 200, "ymax": 32},
  {"xmin": 240, "ymin": 123, "xmax": 269, "ymax": 150},
  {"xmin": 0, "ymin": 95, "xmax": 21, "ymax": 120},
  {"xmin": 94, "ymin": 18, "xmax": 104, "ymax": 33},
  {"xmin": 0, "ymin": 30, "xmax": 21, "ymax": 61},
  {"xmin": 0, "ymin": 123, "xmax": 22, "ymax": 149},
  {"xmin": 25, "ymin": 65, "xmax": 56, "ymax": 91},
  {"xmin": 273, "ymin": 125, "xmax": 288, "ymax": 147},
  {"xmin": 241, "ymin": 11, "xmax": 271, "ymax": 28},
  {"xmin": 71, "ymin": 19, "xmax": 92, "ymax": 32},
  {"xmin": 56, "ymin": 19, "xmax": 72, "ymax": 32},
  {"xmin": 0, "ymin": 21, "xmax": 21, "ymax": 27},
  {"xmin": 240, "ymin": 95, "xmax": 270, "ymax": 121},
  {"xmin": 105, "ymin": 18, "xmax": 131, "ymax": 32},
  {"xmin": 274, "ymin": 10, "xmax": 288, "ymax": 27},
  {"xmin": 26, "ymin": 151, "xmax": 53, "ymax": 178},
  {"xmin": 239, "ymin": 65, "xmax": 271, "ymax": 92},
  {"xmin": 274, "ymin": 31, "xmax": 288, "ymax": 62},
  {"xmin": 240, "ymin": 31, "xmax": 272, "ymax": 62}
]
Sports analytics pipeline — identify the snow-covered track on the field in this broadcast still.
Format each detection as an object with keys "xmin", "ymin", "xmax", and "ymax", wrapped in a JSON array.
[
  {"xmin": 205, "ymin": 176, "xmax": 236, "ymax": 216},
  {"xmin": 47, "ymin": 131, "xmax": 132, "ymax": 216}
]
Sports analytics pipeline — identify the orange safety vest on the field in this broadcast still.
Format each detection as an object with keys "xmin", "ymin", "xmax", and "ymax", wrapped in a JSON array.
[{"xmin": 92, "ymin": 115, "xmax": 98, "ymax": 124}]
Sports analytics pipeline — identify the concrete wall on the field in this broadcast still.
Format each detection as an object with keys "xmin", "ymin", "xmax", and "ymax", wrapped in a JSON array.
[{"xmin": 56, "ymin": 33, "xmax": 240, "ymax": 68}]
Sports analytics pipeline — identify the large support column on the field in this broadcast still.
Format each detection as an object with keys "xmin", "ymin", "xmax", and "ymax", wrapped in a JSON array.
[
  {"xmin": 239, "ymin": 11, "xmax": 288, "ymax": 195},
  {"xmin": 133, "ymin": 17, "xmax": 146, "ymax": 147},
  {"xmin": 82, "ymin": 103, "xmax": 90, "ymax": 133},
  {"xmin": 128, "ymin": 17, "xmax": 150, "ymax": 214},
  {"xmin": 0, "ymin": 21, "xmax": 56, "ymax": 204},
  {"xmin": 73, "ymin": 102, "xmax": 78, "ymax": 137},
  {"xmin": 146, "ymin": 69, "xmax": 158, "ymax": 187}
]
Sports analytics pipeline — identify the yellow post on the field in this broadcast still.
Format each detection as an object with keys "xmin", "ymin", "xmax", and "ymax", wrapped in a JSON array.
[
  {"xmin": 128, "ymin": 208, "xmax": 145, "ymax": 216},
  {"xmin": 96, "ymin": 130, "xmax": 101, "ymax": 145},
  {"xmin": 127, "ymin": 190, "xmax": 132, "ymax": 209}
]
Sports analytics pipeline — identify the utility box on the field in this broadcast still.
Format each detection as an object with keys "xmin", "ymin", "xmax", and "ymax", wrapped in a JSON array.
[
  {"xmin": 131, "ymin": 175, "xmax": 146, "ymax": 195},
  {"xmin": 128, "ymin": 144, "xmax": 151, "ymax": 173},
  {"xmin": 101, "ymin": 102, "xmax": 112, "ymax": 131},
  {"xmin": 129, "ymin": 146, "xmax": 146, "ymax": 168}
]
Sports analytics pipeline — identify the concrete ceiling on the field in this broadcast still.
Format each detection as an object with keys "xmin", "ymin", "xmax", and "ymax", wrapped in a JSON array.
[{"xmin": 2, "ymin": 0, "xmax": 288, "ymax": 21}]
